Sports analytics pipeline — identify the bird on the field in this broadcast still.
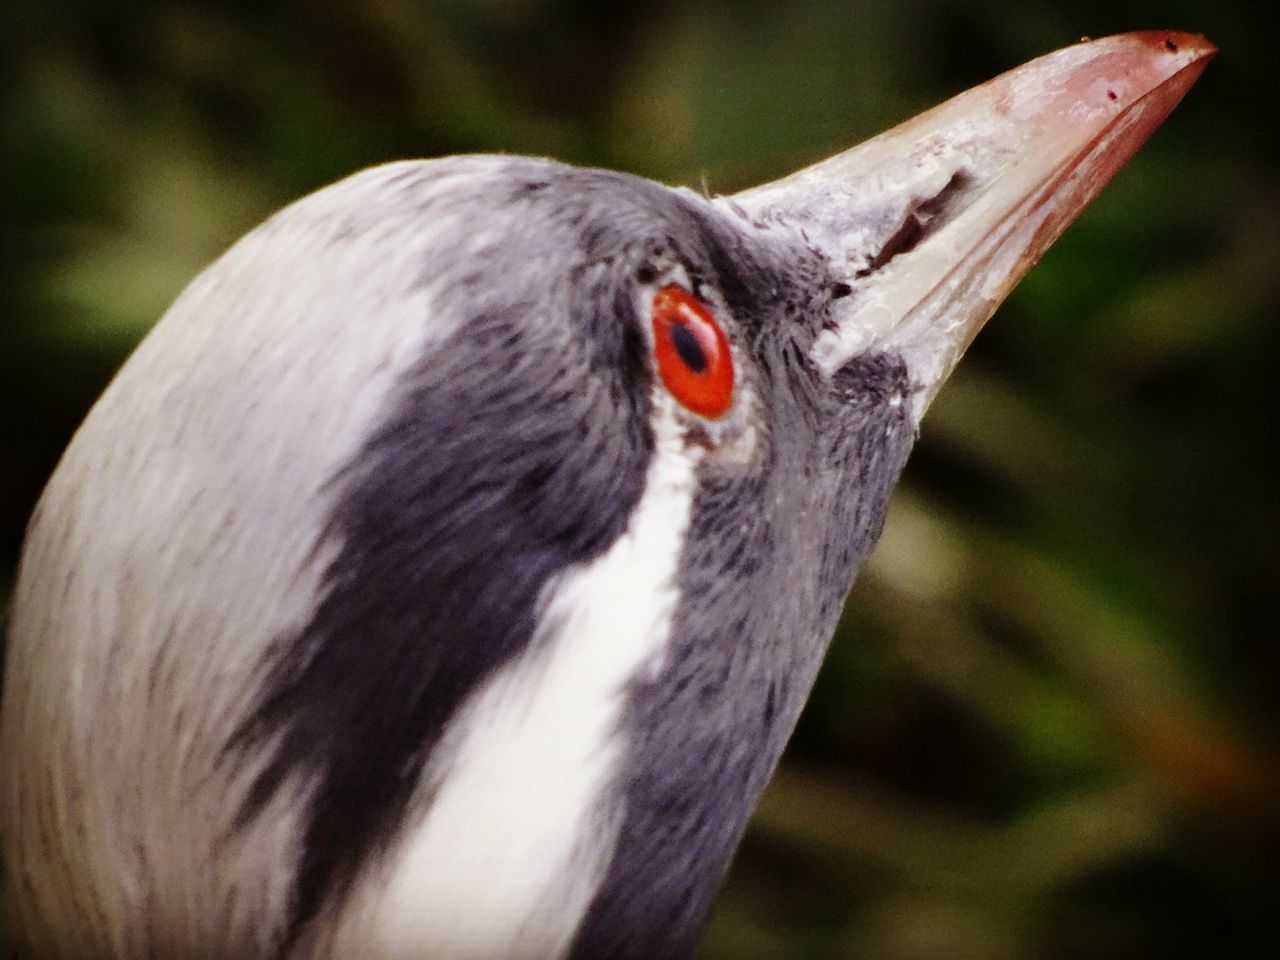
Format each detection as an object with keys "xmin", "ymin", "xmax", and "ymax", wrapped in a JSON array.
[{"xmin": 0, "ymin": 32, "xmax": 1212, "ymax": 960}]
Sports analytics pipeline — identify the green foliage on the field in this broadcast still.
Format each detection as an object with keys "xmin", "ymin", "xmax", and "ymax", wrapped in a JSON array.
[{"xmin": 3, "ymin": 1, "xmax": 1276, "ymax": 956}]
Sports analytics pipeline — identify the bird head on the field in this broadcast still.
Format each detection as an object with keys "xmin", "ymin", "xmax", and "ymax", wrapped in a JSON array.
[{"xmin": 0, "ymin": 31, "xmax": 1212, "ymax": 960}]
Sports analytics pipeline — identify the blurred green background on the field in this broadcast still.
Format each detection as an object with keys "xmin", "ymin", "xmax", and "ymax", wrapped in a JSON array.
[{"xmin": 2, "ymin": 1, "xmax": 1277, "ymax": 957}]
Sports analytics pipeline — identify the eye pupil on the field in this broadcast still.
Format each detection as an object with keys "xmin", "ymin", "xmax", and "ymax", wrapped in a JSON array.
[{"xmin": 669, "ymin": 323, "xmax": 707, "ymax": 373}]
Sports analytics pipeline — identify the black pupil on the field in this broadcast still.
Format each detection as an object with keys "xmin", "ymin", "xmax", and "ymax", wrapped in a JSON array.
[{"xmin": 670, "ymin": 323, "xmax": 707, "ymax": 374}]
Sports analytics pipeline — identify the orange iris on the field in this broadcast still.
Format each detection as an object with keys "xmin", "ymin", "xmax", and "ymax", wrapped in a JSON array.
[{"xmin": 650, "ymin": 284, "xmax": 734, "ymax": 419}]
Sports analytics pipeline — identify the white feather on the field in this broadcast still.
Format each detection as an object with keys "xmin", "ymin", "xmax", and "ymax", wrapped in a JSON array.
[
  {"xmin": 0, "ymin": 159, "xmax": 515, "ymax": 959},
  {"xmin": 325, "ymin": 396, "xmax": 701, "ymax": 959}
]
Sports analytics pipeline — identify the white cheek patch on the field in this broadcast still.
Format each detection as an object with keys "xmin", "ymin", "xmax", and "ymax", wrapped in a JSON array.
[{"xmin": 330, "ymin": 397, "xmax": 700, "ymax": 959}]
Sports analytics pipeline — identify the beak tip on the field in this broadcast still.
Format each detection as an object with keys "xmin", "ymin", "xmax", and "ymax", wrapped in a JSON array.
[
  {"xmin": 1123, "ymin": 30, "xmax": 1217, "ymax": 60},
  {"xmin": 1017, "ymin": 31, "xmax": 1215, "ymax": 133},
  {"xmin": 1122, "ymin": 31, "xmax": 1218, "ymax": 93}
]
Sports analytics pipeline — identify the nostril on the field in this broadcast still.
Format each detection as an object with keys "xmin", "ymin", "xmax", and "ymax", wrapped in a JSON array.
[
  {"xmin": 854, "ymin": 170, "xmax": 971, "ymax": 280},
  {"xmin": 855, "ymin": 214, "xmax": 925, "ymax": 279}
]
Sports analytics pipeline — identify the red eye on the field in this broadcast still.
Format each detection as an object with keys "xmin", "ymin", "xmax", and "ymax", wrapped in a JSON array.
[{"xmin": 651, "ymin": 284, "xmax": 734, "ymax": 419}]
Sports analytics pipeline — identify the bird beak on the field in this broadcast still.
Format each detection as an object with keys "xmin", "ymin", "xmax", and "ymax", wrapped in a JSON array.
[{"xmin": 730, "ymin": 31, "xmax": 1215, "ymax": 418}]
